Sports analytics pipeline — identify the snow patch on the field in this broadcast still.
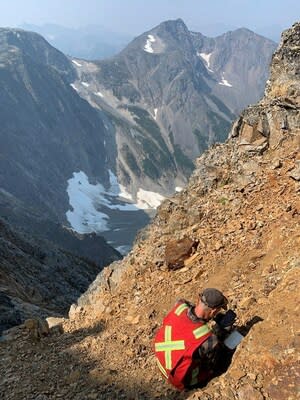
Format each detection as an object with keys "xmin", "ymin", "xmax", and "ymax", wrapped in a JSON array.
[
  {"xmin": 218, "ymin": 73, "xmax": 233, "ymax": 87},
  {"xmin": 72, "ymin": 60, "xmax": 82, "ymax": 67},
  {"xmin": 198, "ymin": 52, "xmax": 211, "ymax": 65},
  {"xmin": 107, "ymin": 170, "xmax": 121, "ymax": 196},
  {"xmin": 66, "ymin": 171, "xmax": 142, "ymax": 234},
  {"xmin": 70, "ymin": 83, "xmax": 79, "ymax": 92},
  {"xmin": 116, "ymin": 245, "xmax": 131, "ymax": 255},
  {"xmin": 175, "ymin": 187, "xmax": 183, "ymax": 192},
  {"xmin": 66, "ymin": 171, "xmax": 165, "ymax": 235},
  {"xmin": 144, "ymin": 34, "xmax": 156, "ymax": 54},
  {"xmin": 95, "ymin": 91, "xmax": 104, "ymax": 97},
  {"xmin": 136, "ymin": 189, "xmax": 165, "ymax": 209},
  {"xmin": 197, "ymin": 52, "xmax": 214, "ymax": 72},
  {"xmin": 154, "ymin": 108, "xmax": 158, "ymax": 120},
  {"xmin": 81, "ymin": 81, "xmax": 90, "ymax": 87},
  {"xmin": 66, "ymin": 171, "xmax": 109, "ymax": 234},
  {"xmin": 118, "ymin": 185, "xmax": 134, "ymax": 201}
]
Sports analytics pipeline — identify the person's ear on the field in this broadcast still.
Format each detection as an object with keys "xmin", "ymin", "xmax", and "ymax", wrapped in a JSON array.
[
  {"xmin": 211, "ymin": 308, "xmax": 219, "ymax": 317},
  {"xmin": 209, "ymin": 308, "xmax": 215, "ymax": 318}
]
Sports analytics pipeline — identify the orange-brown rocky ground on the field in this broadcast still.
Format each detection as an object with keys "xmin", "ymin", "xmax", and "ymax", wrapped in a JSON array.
[{"xmin": 1, "ymin": 126, "xmax": 299, "ymax": 400}]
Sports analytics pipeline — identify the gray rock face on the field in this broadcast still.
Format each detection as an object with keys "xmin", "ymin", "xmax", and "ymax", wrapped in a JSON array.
[
  {"xmin": 0, "ymin": 28, "xmax": 76, "ymax": 81},
  {"xmin": 71, "ymin": 19, "xmax": 276, "ymax": 199},
  {"xmin": 229, "ymin": 22, "xmax": 300, "ymax": 154},
  {"xmin": 0, "ymin": 28, "xmax": 128, "ymax": 261},
  {"xmin": 264, "ymin": 22, "xmax": 300, "ymax": 103},
  {"xmin": 191, "ymin": 27, "xmax": 277, "ymax": 113},
  {"xmin": 0, "ymin": 28, "xmax": 108, "ymax": 221}
]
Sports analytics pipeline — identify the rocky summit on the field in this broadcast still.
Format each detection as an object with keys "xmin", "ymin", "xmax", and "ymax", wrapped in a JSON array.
[{"xmin": 0, "ymin": 23, "xmax": 299, "ymax": 400}]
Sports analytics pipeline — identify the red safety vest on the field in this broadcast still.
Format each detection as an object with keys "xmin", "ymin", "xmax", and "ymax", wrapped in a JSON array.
[{"xmin": 154, "ymin": 302, "xmax": 212, "ymax": 390}]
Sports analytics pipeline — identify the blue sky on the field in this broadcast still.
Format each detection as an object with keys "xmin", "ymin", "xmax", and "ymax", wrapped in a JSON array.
[{"xmin": 0, "ymin": 0, "xmax": 299, "ymax": 39}]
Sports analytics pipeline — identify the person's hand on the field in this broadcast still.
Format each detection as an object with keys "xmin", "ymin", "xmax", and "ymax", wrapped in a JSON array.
[
  {"xmin": 213, "ymin": 310, "xmax": 237, "ymax": 341},
  {"xmin": 214, "ymin": 310, "xmax": 236, "ymax": 329}
]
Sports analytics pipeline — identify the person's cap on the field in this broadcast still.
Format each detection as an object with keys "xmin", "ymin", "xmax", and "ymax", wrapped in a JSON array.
[{"xmin": 200, "ymin": 288, "xmax": 228, "ymax": 309}]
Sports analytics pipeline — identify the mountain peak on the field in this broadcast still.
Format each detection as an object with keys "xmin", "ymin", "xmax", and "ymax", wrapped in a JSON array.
[
  {"xmin": 154, "ymin": 18, "xmax": 189, "ymax": 36},
  {"xmin": 0, "ymin": 27, "xmax": 76, "ymax": 81},
  {"xmin": 0, "ymin": 27, "xmax": 45, "ymax": 44},
  {"xmin": 159, "ymin": 18, "xmax": 186, "ymax": 27}
]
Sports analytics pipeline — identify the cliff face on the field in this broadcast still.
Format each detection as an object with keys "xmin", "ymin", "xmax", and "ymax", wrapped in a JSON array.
[
  {"xmin": 230, "ymin": 22, "xmax": 299, "ymax": 155},
  {"xmin": 0, "ymin": 24, "xmax": 299, "ymax": 400}
]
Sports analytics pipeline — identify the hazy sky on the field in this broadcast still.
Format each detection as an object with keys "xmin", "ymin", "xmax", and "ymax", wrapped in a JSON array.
[{"xmin": 0, "ymin": 0, "xmax": 299, "ymax": 38}]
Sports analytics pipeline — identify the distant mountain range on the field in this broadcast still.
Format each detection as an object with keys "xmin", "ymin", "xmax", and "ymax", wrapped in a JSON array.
[
  {"xmin": 20, "ymin": 23, "xmax": 133, "ymax": 60},
  {"xmin": 0, "ymin": 20, "xmax": 276, "ymax": 257},
  {"xmin": 20, "ymin": 22, "xmax": 282, "ymax": 61},
  {"xmin": 191, "ymin": 23, "xmax": 284, "ymax": 43}
]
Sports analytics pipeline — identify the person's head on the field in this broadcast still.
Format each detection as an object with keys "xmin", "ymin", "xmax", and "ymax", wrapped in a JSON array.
[{"xmin": 195, "ymin": 288, "xmax": 228, "ymax": 321}]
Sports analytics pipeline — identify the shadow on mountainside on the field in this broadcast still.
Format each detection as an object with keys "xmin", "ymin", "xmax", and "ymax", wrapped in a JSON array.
[
  {"xmin": 0, "ymin": 315, "xmax": 264, "ymax": 400},
  {"xmin": 0, "ymin": 320, "xmax": 185, "ymax": 400},
  {"xmin": 238, "ymin": 315, "xmax": 264, "ymax": 336}
]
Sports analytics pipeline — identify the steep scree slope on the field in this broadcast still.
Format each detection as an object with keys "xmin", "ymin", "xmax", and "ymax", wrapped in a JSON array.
[{"xmin": 0, "ymin": 23, "xmax": 299, "ymax": 400}]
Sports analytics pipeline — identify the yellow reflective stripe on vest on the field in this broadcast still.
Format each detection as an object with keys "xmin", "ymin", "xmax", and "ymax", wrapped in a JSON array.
[
  {"xmin": 193, "ymin": 324, "xmax": 211, "ymax": 339},
  {"xmin": 156, "ymin": 358, "xmax": 168, "ymax": 379},
  {"xmin": 174, "ymin": 303, "xmax": 189, "ymax": 316},
  {"xmin": 155, "ymin": 325, "xmax": 185, "ymax": 370}
]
